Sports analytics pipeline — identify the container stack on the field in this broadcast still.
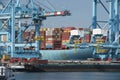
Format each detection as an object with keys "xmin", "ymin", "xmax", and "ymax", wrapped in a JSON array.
[
  {"xmin": 96, "ymin": 38, "xmax": 108, "ymax": 54},
  {"xmin": 85, "ymin": 34, "xmax": 91, "ymax": 43},
  {"xmin": 93, "ymin": 28, "xmax": 108, "ymax": 54},
  {"xmin": 63, "ymin": 27, "xmax": 76, "ymax": 32},
  {"xmin": 1, "ymin": 35, "xmax": 7, "ymax": 42},
  {"xmin": 29, "ymin": 30, "xmax": 35, "ymax": 42},
  {"xmin": 70, "ymin": 30, "xmax": 81, "ymax": 44},
  {"xmin": 53, "ymin": 28, "xmax": 62, "ymax": 49},
  {"xmin": 45, "ymin": 28, "xmax": 55, "ymax": 49},
  {"xmin": 22, "ymin": 27, "xmax": 94, "ymax": 50},
  {"xmin": 79, "ymin": 28, "xmax": 84, "ymax": 43},
  {"xmin": 23, "ymin": 31, "xmax": 30, "ymax": 42},
  {"xmin": 61, "ymin": 27, "xmax": 76, "ymax": 48},
  {"xmin": 40, "ymin": 28, "xmax": 47, "ymax": 49},
  {"xmin": 84, "ymin": 28, "xmax": 91, "ymax": 43},
  {"xmin": 2, "ymin": 54, "xmax": 11, "ymax": 61}
]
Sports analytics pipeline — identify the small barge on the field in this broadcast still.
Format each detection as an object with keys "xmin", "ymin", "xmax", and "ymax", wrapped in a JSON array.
[{"xmin": 23, "ymin": 60, "xmax": 120, "ymax": 72}]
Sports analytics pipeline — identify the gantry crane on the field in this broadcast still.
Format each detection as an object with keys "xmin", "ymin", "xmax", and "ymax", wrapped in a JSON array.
[
  {"xmin": 79, "ymin": 0, "xmax": 120, "ymax": 61},
  {"xmin": 0, "ymin": 0, "xmax": 70, "ymax": 58}
]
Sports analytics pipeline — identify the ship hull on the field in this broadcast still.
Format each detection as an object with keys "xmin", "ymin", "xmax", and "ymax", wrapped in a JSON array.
[
  {"xmin": 40, "ymin": 48, "xmax": 93, "ymax": 60},
  {"xmin": 14, "ymin": 48, "xmax": 94, "ymax": 60}
]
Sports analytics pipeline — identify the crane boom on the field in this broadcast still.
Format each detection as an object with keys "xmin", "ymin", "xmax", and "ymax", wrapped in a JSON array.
[{"xmin": 0, "ymin": 10, "xmax": 70, "ymax": 19}]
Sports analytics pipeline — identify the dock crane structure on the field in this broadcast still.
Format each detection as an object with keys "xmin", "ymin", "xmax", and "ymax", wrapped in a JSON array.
[
  {"xmin": 0, "ymin": 0, "xmax": 70, "ymax": 58},
  {"xmin": 80, "ymin": 0, "xmax": 120, "ymax": 60}
]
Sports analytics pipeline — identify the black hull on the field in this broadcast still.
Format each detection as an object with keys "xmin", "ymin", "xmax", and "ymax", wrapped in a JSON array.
[{"xmin": 24, "ymin": 63, "xmax": 120, "ymax": 72}]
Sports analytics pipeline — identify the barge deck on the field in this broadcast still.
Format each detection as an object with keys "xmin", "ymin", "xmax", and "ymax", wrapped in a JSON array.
[{"xmin": 23, "ymin": 60, "xmax": 120, "ymax": 72}]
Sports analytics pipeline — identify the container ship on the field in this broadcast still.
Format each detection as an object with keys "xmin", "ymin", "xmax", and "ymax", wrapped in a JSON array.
[{"xmin": 21, "ymin": 27, "xmax": 97, "ymax": 60}]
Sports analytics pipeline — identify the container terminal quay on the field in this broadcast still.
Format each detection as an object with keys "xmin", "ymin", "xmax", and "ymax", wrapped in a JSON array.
[{"xmin": 0, "ymin": 0, "xmax": 120, "ymax": 72}]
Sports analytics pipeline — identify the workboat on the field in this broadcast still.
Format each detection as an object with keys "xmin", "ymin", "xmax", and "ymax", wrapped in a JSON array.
[{"xmin": 0, "ymin": 65, "xmax": 15, "ymax": 80}]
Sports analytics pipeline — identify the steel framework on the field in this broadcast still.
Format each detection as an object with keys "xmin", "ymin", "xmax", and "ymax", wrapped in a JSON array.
[{"xmin": 0, "ymin": 0, "xmax": 70, "ymax": 58}]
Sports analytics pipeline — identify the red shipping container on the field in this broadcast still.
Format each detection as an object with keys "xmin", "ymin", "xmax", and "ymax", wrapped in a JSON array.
[
  {"xmin": 62, "ymin": 36, "xmax": 70, "ymax": 38},
  {"xmin": 23, "ymin": 32, "xmax": 30, "ymax": 38},
  {"xmin": 40, "ymin": 46, "xmax": 46, "ymax": 49},
  {"xmin": 29, "ymin": 58, "xmax": 39, "ymax": 63},
  {"xmin": 94, "ymin": 58, "xmax": 101, "ymax": 61},
  {"xmin": 40, "ymin": 31, "xmax": 46, "ymax": 35},
  {"xmin": 62, "ymin": 37, "xmax": 69, "ymax": 39},
  {"xmin": 54, "ymin": 40, "xmax": 62, "ymax": 42},
  {"xmin": 62, "ymin": 37, "xmax": 70, "ymax": 39},
  {"xmin": 116, "ymin": 58, "xmax": 120, "ymax": 61},
  {"xmin": 53, "ymin": 29, "xmax": 62, "ymax": 32},
  {"xmin": 63, "ymin": 27, "xmax": 76, "ymax": 31},
  {"xmin": 62, "ymin": 32, "xmax": 70, "ymax": 35},
  {"xmin": 104, "ymin": 58, "xmax": 112, "ymax": 61},
  {"xmin": 102, "ymin": 36, "xmax": 107, "ymax": 41},
  {"xmin": 46, "ymin": 40, "xmax": 54, "ymax": 43},
  {"xmin": 53, "ymin": 44, "xmax": 62, "ymax": 49},
  {"xmin": 61, "ymin": 45, "xmax": 67, "ymax": 49},
  {"xmin": 62, "ymin": 35, "xmax": 70, "ymax": 37},
  {"xmin": 54, "ymin": 28, "xmax": 62, "ymax": 30},
  {"xmin": 79, "ymin": 38, "xmax": 84, "ymax": 43},
  {"xmin": 38, "ymin": 60, "xmax": 48, "ymax": 64},
  {"xmin": 62, "ymin": 32, "xmax": 70, "ymax": 40},
  {"xmin": 79, "ymin": 28, "xmax": 84, "ymax": 30},
  {"xmin": 85, "ymin": 34, "xmax": 91, "ymax": 43}
]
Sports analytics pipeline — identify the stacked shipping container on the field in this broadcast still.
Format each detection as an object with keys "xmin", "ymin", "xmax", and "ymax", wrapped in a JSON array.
[
  {"xmin": 40, "ymin": 30, "xmax": 46, "ymax": 49},
  {"xmin": 53, "ymin": 28, "xmax": 62, "ymax": 49},
  {"xmin": 61, "ymin": 27, "xmax": 76, "ymax": 48},
  {"xmin": 40, "ymin": 28, "xmax": 47, "ymax": 49},
  {"xmin": 83, "ymin": 28, "xmax": 91, "ymax": 43},
  {"xmin": 79, "ymin": 28, "xmax": 84, "ymax": 43},
  {"xmin": 45, "ymin": 28, "xmax": 54, "ymax": 49},
  {"xmin": 1, "ymin": 35, "xmax": 7, "ymax": 42},
  {"xmin": 29, "ymin": 30, "xmax": 35, "ymax": 42},
  {"xmin": 22, "ymin": 27, "xmax": 94, "ymax": 50},
  {"xmin": 23, "ymin": 31, "xmax": 30, "ymax": 42}
]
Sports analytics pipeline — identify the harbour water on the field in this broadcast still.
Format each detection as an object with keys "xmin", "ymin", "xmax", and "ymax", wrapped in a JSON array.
[{"xmin": 15, "ymin": 72, "xmax": 120, "ymax": 80}]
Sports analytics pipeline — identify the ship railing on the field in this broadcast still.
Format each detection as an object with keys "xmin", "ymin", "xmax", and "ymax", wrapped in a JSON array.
[
  {"xmin": 11, "ymin": 50, "xmax": 39, "ymax": 54},
  {"xmin": 78, "ymin": 43, "xmax": 90, "ymax": 48}
]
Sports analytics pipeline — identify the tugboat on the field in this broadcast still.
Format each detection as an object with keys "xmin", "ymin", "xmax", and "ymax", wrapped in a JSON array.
[{"xmin": 0, "ymin": 65, "xmax": 15, "ymax": 80}]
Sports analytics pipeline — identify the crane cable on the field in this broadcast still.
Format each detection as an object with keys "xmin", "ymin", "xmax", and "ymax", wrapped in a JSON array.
[
  {"xmin": 46, "ymin": 0, "xmax": 56, "ymax": 11},
  {"xmin": 35, "ymin": 0, "xmax": 54, "ymax": 11}
]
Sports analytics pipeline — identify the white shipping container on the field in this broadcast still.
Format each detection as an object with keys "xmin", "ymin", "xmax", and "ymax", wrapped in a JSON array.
[
  {"xmin": 1, "ymin": 35, "xmax": 7, "ymax": 42},
  {"xmin": 47, "ymin": 38, "xmax": 54, "ymax": 41},
  {"xmin": 46, "ymin": 30, "xmax": 53, "ymax": 35},
  {"xmin": 93, "ymin": 29, "xmax": 102, "ymax": 35},
  {"xmin": 79, "ymin": 30, "xmax": 84, "ymax": 37},
  {"xmin": 47, "ymin": 28, "xmax": 55, "ymax": 31},
  {"xmin": 102, "ymin": 29, "xmax": 108, "ymax": 36},
  {"xmin": 70, "ymin": 30, "xmax": 80, "ymax": 36}
]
